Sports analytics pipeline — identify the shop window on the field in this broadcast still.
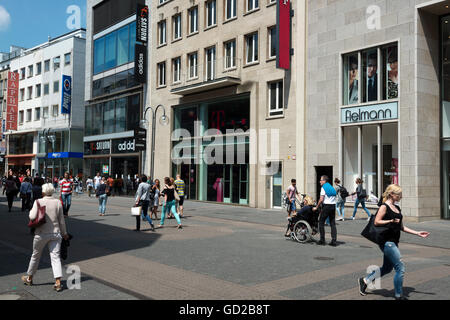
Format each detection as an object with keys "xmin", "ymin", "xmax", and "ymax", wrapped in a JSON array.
[
  {"xmin": 382, "ymin": 123, "xmax": 398, "ymax": 192},
  {"xmin": 208, "ymin": 97, "xmax": 250, "ymax": 132},
  {"xmin": 362, "ymin": 125, "xmax": 378, "ymax": 200},
  {"xmin": 174, "ymin": 106, "xmax": 198, "ymax": 137},
  {"xmin": 382, "ymin": 45, "xmax": 398, "ymax": 100},
  {"xmin": 362, "ymin": 49, "xmax": 378, "ymax": 103},
  {"xmin": 343, "ymin": 54, "xmax": 359, "ymax": 105},
  {"xmin": 343, "ymin": 126, "xmax": 358, "ymax": 198}
]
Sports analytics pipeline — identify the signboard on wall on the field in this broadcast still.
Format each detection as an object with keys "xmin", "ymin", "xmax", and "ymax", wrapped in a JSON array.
[
  {"xmin": 134, "ymin": 44, "xmax": 147, "ymax": 83},
  {"xmin": 6, "ymin": 71, "xmax": 19, "ymax": 131},
  {"xmin": 341, "ymin": 102, "xmax": 398, "ymax": 124},
  {"xmin": 61, "ymin": 75, "xmax": 72, "ymax": 114},
  {"xmin": 136, "ymin": 4, "xmax": 149, "ymax": 45},
  {"xmin": 276, "ymin": 0, "xmax": 291, "ymax": 70}
]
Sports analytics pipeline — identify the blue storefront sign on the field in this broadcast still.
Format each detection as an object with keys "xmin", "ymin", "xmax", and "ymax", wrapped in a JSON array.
[
  {"xmin": 341, "ymin": 102, "xmax": 398, "ymax": 124},
  {"xmin": 47, "ymin": 152, "xmax": 83, "ymax": 159},
  {"xmin": 61, "ymin": 75, "xmax": 72, "ymax": 115}
]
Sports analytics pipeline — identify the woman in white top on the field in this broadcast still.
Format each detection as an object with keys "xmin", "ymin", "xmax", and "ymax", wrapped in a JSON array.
[{"xmin": 21, "ymin": 183, "xmax": 69, "ymax": 292}]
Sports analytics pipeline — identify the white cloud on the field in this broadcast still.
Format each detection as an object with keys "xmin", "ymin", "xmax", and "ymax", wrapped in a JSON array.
[{"xmin": 0, "ymin": 6, "xmax": 11, "ymax": 31}]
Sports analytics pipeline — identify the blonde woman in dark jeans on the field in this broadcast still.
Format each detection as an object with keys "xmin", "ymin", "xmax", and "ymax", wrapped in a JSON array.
[{"xmin": 358, "ymin": 184, "xmax": 429, "ymax": 300}]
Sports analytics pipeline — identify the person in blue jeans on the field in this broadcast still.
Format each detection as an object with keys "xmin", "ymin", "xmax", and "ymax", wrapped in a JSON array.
[
  {"xmin": 159, "ymin": 177, "xmax": 182, "ymax": 229},
  {"xmin": 96, "ymin": 177, "xmax": 109, "ymax": 216},
  {"xmin": 358, "ymin": 184, "xmax": 429, "ymax": 300},
  {"xmin": 134, "ymin": 175, "xmax": 155, "ymax": 232},
  {"xmin": 350, "ymin": 178, "xmax": 371, "ymax": 220},
  {"xmin": 334, "ymin": 178, "xmax": 346, "ymax": 221}
]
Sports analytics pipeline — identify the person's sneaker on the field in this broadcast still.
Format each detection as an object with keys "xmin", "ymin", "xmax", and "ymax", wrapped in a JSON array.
[
  {"xmin": 150, "ymin": 224, "xmax": 155, "ymax": 231},
  {"xmin": 351, "ymin": 217, "xmax": 355, "ymax": 220},
  {"xmin": 395, "ymin": 296, "xmax": 408, "ymax": 300},
  {"xmin": 358, "ymin": 277, "xmax": 367, "ymax": 296},
  {"xmin": 329, "ymin": 241, "xmax": 337, "ymax": 247},
  {"xmin": 317, "ymin": 240, "xmax": 326, "ymax": 246},
  {"xmin": 367, "ymin": 216, "xmax": 371, "ymax": 221}
]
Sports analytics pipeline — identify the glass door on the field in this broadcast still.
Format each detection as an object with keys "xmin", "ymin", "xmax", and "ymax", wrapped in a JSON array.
[
  {"xmin": 271, "ymin": 162, "xmax": 282, "ymax": 208},
  {"xmin": 223, "ymin": 164, "xmax": 231, "ymax": 203}
]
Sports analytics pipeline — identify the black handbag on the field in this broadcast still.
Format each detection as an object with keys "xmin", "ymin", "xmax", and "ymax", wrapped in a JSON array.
[{"xmin": 361, "ymin": 214, "xmax": 390, "ymax": 245}]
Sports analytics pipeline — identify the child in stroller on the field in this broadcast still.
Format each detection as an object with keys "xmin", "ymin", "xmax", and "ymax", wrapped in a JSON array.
[{"xmin": 285, "ymin": 195, "xmax": 319, "ymax": 240}]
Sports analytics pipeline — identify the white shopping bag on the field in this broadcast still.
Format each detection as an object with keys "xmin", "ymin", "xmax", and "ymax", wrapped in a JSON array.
[{"xmin": 131, "ymin": 206, "xmax": 142, "ymax": 216}]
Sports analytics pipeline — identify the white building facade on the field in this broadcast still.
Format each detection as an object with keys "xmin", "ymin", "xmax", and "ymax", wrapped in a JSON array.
[{"xmin": 6, "ymin": 29, "xmax": 86, "ymax": 178}]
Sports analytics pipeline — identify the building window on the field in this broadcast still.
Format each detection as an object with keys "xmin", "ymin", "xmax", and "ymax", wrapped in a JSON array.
[
  {"xmin": 35, "ymin": 84, "xmax": 41, "ymax": 98},
  {"xmin": 53, "ymin": 81, "xmax": 59, "ymax": 93},
  {"xmin": 173, "ymin": 14, "xmax": 182, "ymax": 40},
  {"xmin": 205, "ymin": 46, "xmax": 216, "ymax": 81},
  {"xmin": 65, "ymin": 53, "xmax": 71, "ymax": 66},
  {"xmin": 188, "ymin": 6, "xmax": 198, "ymax": 34},
  {"xmin": 269, "ymin": 81, "xmax": 283, "ymax": 116},
  {"xmin": 26, "ymin": 109, "xmax": 32, "ymax": 122},
  {"xmin": 43, "ymin": 106, "xmax": 49, "ymax": 119},
  {"xmin": 19, "ymin": 110, "xmax": 24, "ymax": 124},
  {"xmin": 53, "ymin": 56, "xmax": 61, "ymax": 70},
  {"xmin": 44, "ymin": 60, "xmax": 50, "ymax": 72},
  {"xmin": 173, "ymin": 57, "xmax": 181, "ymax": 83},
  {"xmin": 44, "ymin": 83, "xmax": 49, "ymax": 95},
  {"xmin": 52, "ymin": 105, "xmax": 59, "ymax": 118},
  {"xmin": 225, "ymin": 0, "xmax": 236, "ymax": 20},
  {"xmin": 20, "ymin": 88, "xmax": 25, "ymax": 101},
  {"xmin": 93, "ymin": 21, "xmax": 137, "ymax": 74},
  {"xmin": 245, "ymin": 32, "xmax": 258, "ymax": 64},
  {"xmin": 28, "ymin": 65, "xmax": 33, "ymax": 77},
  {"xmin": 158, "ymin": 62, "xmax": 166, "ymax": 87},
  {"xmin": 20, "ymin": 68, "xmax": 25, "ymax": 80},
  {"xmin": 268, "ymin": 26, "xmax": 276, "ymax": 59},
  {"xmin": 342, "ymin": 43, "xmax": 398, "ymax": 106},
  {"xmin": 247, "ymin": 0, "xmax": 259, "ymax": 12},
  {"xmin": 35, "ymin": 108, "xmax": 41, "ymax": 121},
  {"xmin": 158, "ymin": 20, "xmax": 167, "ymax": 45},
  {"xmin": 188, "ymin": 52, "xmax": 198, "ymax": 79},
  {"xmin": 27, "ymin": 86, "xmax": 33, "ymax": 100},
  {"xmin": 224, "ymin": 40, "xmax": 236, "ymax": 69},
  {"xmin": 36, "ymin": 62, "xmax": 42, "ymax": 75},
  {"xmin": 206, "ymin": 0, "xmax": 217, "ymax": 28}
]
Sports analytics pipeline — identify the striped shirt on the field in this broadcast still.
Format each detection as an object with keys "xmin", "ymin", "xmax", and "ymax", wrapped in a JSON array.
[
  {"xmin": 174, "ymin": 179, "xmax": 185, "ymax": 197},
  {"xmin": 60, "ymin": 179, "xmax": 73, "ymax": 195}
]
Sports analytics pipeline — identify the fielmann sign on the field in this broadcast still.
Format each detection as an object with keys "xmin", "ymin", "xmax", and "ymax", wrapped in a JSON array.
[{"xmin": 341, "ymin": 102, "xmax": 398, "ymax": 124}]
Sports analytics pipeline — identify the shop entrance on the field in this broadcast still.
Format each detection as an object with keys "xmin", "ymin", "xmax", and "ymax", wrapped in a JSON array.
[
  {"xmin": 315, "ymin": 166, "xmax": 333, "ymax": 202},
  {"xmin": 180, "ymin": 164, "xmax": 197, "ymax": 200}
]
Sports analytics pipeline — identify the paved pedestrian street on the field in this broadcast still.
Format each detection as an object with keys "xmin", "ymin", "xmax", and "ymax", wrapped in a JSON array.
[{"xmin": 1, "ymin": 194, "xmax": 450, "ymax": 300}]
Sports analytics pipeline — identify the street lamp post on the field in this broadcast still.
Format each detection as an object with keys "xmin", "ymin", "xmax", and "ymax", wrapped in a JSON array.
[
  {"xmin": 141, "ymin": 104, "xmax": 169, "ymax": 180},
  {"xmin": 40, "ymin": 129, "xmax": 56, "ymax": 179}
]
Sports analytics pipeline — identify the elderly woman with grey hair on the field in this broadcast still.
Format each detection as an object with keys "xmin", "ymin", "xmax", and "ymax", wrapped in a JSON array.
[{"xmin": 21, "ymin": 183, "xmax": 69, "ymax": 292}]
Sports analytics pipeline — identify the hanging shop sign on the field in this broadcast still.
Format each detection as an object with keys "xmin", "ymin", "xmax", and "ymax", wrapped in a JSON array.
[
  {"xmin": 136, "ymin": 4, "xmax": 149, "ymax": 45},
  {"xmin": 341, "ymin": 102, "xmax": 398, "ymax": 124},
  {"xmin": 61, "ymin": 75, "xmax": 72, "ymax": 115},
  {"xmin": 134, "ymin": 44, "xmax": 147, "ymax": 83},
  {"xmin": 6, "ymin": 71, "xmax": 19, "ymax": 131},
  {"xmin": 276, "ymin": 0, "xmax": 291, "ymax": 70}
]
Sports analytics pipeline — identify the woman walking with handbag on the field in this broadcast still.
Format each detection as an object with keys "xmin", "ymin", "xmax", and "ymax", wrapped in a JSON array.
[
  {"xmin": 350, "ymin": 178, "xmax": 371, "ymax": 221},
  {"xmin": 21, "ymin": 183, "xmax": 69, "ymax": 292},
  {"xmin": 358, "ymin": 184, "xmax": 430, "ymax": 300},
  {"xmin": 158, "ymin": 177, "xmax": 182, "ymax": 229}
]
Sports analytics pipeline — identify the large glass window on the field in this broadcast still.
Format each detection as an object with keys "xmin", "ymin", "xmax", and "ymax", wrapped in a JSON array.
[
  {"xmin": 92, "ymin": 69, "xmax": 137, "ymax": 98},
  {"xmin": 383, "ymin": 45, "xmax": 398, "ymax": 100},
  {"xmin": 116, "ymin": 97, "xmax": 127, "ymax": 132},
  {"xmin": 174, "ymin": 106, "xmax": 198, "ymax": 137},
  {"xmin": 9, "ymin": 133, "xmax": 34, "ymax": 154},
  {"xmin": 93, "ymin": 22, "xmax": 136, "ymax": 75},
  {"xmin": 362, "ymin": 125, "xmax": 378, "ymax": 200},
  {"xmin": 343, "ymin": 126, "xmax": 359, "ymax": 199},
  {"xmin": 343, "ymin": 54, "xmax": 359, "ymax": 105},
  {"xmin": 362, "ymin": 49, "xmax": 378, "ymax": 103},
  {"xmin": 103, "ymin": 100, "xmax": 115, "ymax": 134},
  {"xmin": 382, "ymin": 123, "xmax": 398, "ymax": 193}
]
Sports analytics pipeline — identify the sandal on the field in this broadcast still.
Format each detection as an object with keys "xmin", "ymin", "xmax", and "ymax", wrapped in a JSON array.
[
  {"xmin": 177, "ymin": 225, "xmax": 183, "ymax": 230},
  {"xmin": 21, "ymin": 275, "xmax": 32, "ymax": 286},
  {"xmin": 54, "ymin": 283, "xmax": 63, "ymax": 292}
]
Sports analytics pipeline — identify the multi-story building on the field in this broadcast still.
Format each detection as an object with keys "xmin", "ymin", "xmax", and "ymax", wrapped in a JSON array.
[
  {"xmin": 149, "ymin": 0, "xmax": 306, "ymax": 208},
  {"xmin": 305, "ymin": 0, "xmax": 450, "ymax": 221},
  {"xmin": 84, "ymin": 0, "xmax": 149, "ymax": 183},
  {"xmin": 6, "ymin": 29, "xmax": 86, "ymax": 177}
]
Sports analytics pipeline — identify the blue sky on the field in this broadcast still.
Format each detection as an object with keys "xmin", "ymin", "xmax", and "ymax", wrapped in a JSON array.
[{"xmin": 0, "ymin": 0, "xmax": 86, "ymax": 53}]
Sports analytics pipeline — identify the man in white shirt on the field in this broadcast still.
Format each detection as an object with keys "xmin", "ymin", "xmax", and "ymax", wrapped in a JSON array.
[
  {"xmin": 313, "ymin": 175, "xmax": 337, "ymax": 246},
  {"xmin": 94, "ymin": 172, "xmax": 102, "ymax": 191}
]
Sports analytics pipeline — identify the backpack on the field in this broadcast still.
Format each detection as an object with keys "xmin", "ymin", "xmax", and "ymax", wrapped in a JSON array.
[
  {"xmin": 359, "ymin": 188, "xmax": 367, "ymax": 199},
  {"xmin": 339, "ymin": 186, "xmax": 349, "ymax": 200}
]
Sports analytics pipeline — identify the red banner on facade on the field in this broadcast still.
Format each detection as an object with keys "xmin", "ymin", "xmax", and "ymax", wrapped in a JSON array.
[
  {"xmin": 6, "ymin": 71, "xmax": 19, "ymax": 131},
  {"xmin": 276, "ymin": 0, "xmax": 291, "ymax": 70}
]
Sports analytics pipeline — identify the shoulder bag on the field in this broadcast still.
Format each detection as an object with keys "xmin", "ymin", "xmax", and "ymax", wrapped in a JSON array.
[
  {"xmin": 28, "ymin": 200, "xmax": 47, "ymax": 228},
  {"xmin": 361, "ymin": 209, "xmax": 389, "ymax": 245},
  {"xmin": 174, "ymin": 188, "xmax": 180, "ymax": 202}
]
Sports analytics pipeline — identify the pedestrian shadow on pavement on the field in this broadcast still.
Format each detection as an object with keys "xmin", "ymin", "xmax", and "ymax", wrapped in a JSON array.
[
  {"xmin": 369, "ymin": 287, "xmax": 436, "ymax": 299},
  {"xmin": 0, "ymin": 201, "xmax": 162, "ymax": 279}
]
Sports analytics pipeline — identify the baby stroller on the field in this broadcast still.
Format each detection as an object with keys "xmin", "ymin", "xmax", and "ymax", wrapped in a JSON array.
[{"xmin": 286, "ymin": 196, "xmax": 320, "ymax": 243}]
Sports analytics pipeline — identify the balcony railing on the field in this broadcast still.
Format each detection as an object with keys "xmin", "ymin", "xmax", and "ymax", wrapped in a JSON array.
[{"xmin": 171, "ymin": 57, "xmax": 242, "ymax": 90}]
